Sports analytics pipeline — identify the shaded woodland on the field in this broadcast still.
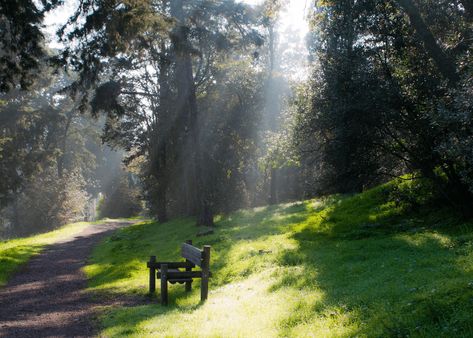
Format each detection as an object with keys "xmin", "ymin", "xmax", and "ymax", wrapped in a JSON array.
[{"xmin": 1, "ymin": 0, "xmax": 473, "ymax": 235}]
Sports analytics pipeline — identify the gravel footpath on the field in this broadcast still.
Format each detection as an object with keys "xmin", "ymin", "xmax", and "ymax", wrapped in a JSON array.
[{"xmin": 0, "ymin": 221, "xmax": 137, "ymax": 337}]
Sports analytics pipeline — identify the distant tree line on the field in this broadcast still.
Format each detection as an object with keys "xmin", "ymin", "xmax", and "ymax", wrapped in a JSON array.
[
  {"xmin": 0, "ymin": 68, "xmax": 138, "ymax": 236},
  {"xmin": 1, "ymin": 0, "xmax": 303, "ymax": 231},
  {"xmin": 54, "ymin": 0, "xmax": 303, "ymax": 226},
  {"xmin": 3, "ymin": 0, "xmax": 472, "ymax": 234}
]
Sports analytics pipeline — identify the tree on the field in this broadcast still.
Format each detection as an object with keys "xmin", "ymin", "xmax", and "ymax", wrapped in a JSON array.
[
  {"xmin": 61, "ymin": 0, "xmax": 263, "ymax": 226},
  {"xmin": 295, "ymin": 0, "xmax": 389, "ymax": 194},
  {"xmin": 396, "ymin": 0, "xmax": 459, "ymax": 83},
  {"xmin": 0, "ymin": 0, "xmax": 62, "ymax": 92},
  {"xmin": 296, "ymin": 0, "xmax": 473, "ymax": 213}
]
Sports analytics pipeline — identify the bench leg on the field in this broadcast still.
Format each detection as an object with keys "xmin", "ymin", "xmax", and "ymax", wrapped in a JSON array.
[
  {"xmin": 161, "ymin": 264, "xmax": 168, "ymax": 305},
  {"xmin": 201, "ymin": 277, "xmax": 208, "ymax": 301},
  {"xmin": 185, "ymin": 252, "xmax": 193, "ymax": 292},
  {"xmin": 185, "ymin": 280, "xmax": 192, "ymax": 292},
  {"xmin": 149, "ymin": 256, "xmax": 156, "ymax": 293},
  {"xmin": 201, "ymin": 246, "xmax": 210, "ymax": 301}
]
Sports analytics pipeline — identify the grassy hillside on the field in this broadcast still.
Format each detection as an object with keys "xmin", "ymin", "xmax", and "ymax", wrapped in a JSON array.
[{"xmin": 85, "ymin": 180, "xmax": 473, "ymax": 337}]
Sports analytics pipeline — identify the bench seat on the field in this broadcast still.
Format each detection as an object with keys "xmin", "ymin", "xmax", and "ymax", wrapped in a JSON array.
[
  {"xmin": 157, "ymin": 268, "xmax": 193, "ymax": 284},
  {"xmin": 147, "ymin": 240, "xmax": 211, "ymax": 305}
]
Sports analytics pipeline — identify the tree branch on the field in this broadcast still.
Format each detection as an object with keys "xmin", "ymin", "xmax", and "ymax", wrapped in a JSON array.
[{"xmin": 397, "ymin": 0, "xmax": 459, "ymax": 84}]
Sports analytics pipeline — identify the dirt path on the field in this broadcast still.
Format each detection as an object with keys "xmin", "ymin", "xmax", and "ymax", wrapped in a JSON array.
[{"xmin": 0, "ymin": 221, "xmax": 137, "ymax": 338}]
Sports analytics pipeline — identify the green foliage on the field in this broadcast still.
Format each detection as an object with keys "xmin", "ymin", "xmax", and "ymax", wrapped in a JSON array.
[
  {"xmin": 98, "ymin": 175, "xmax": 142, "ymax": 219},
  {"xmin": 387, "ymin": 176, "xmax": 436, "ymax": 211},
  {"xmin": 0, "ymin": 70, "xmax": 132, "ymax": 235},
  {"xmin": 296, "ymin": 0, "xmax": 395, "ymax": 194},
  {"xmin": 8, "ymin": 170, "xmax": 90, "ymax": 235},
  {"xmin": 196, "ymin": 59, "xmax": 265, "ymax": 213},
  {"xmin": 0, "ymin": 0, "xmax": 59, "ymax": 91},
  {"xmin": 85, "ymin": 179, "xmax": 473, "ymax": 336},
  {"xmin": 296, "ymin": 0, "xmax": 473, "ymax": 208},
  {"xmin": 59, "ymin": 0, "xmax": 268, "ymax": 223},
  {"xmin": 0, "ymin": 85, "xmax": 61, "ymax": 207}
]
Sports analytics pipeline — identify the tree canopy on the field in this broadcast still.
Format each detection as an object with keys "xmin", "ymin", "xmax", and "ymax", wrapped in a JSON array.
[{"xmin": 1, "ymin": 0, "xmax": 473, "ymax": 234}]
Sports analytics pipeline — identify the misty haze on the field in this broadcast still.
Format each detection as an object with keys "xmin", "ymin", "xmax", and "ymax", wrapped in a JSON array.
[{"xmin": 1, "ymin": 0, "xmax": 473, "ymax": 337}]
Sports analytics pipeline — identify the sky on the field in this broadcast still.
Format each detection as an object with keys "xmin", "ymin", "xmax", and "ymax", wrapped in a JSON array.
[
  {"xmin": 44, "ymin": 1, "xmax": 310, "ymax": 47},
  {"xmin": 44, "ymin": 1, "xmax": 310, "ymax": 33},
  {"xmin": 44, "ymin": 0, "xmax": 311, "ymax": 78},
  {"xmin": 241, "ymin": 0, "xmax": 310, "ymax": 37},
  {"xmin": 240, "ymin": 0, "xmax": 310, "ymax": 79}
]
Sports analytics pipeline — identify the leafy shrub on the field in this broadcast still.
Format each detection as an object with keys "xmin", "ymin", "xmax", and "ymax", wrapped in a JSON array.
[
  {"xmin": 1, "ymin": 170, "xmax": 89, "ymax": 236},
  {"xmin": 388, "ymin": 177, "xmax": 436, "ymax": 211},
  {"xmin": 97, "ymin": 175, "xmax": 142, "ymax": 219}
]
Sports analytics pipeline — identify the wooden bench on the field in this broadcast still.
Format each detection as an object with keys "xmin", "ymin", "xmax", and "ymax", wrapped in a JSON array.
[{"xmin": 147, "ymin": 240, "xmax": 211, "ymax": 305}]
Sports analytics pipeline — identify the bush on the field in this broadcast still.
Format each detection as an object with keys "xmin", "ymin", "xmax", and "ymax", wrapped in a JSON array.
[
  {"xmin": 388, "ymin": 177, "xmax": 436, "ymax": 211},
  {"xmin": 0, "ymin": 170, "xmax": 89, "ymax": 236},
  {"xmin": 97, "ymin": 175, "xmax": 142, "ymax": 219}
]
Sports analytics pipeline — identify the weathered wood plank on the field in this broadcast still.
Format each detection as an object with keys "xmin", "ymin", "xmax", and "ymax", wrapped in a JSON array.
[
  {"xmin": 157, "ymin": 270, "xmax": 203, "ymax": 279},
  {"xmin": 148, "ymin": 261, "xmax": 195, "ymax": 269},
  {"xmin": 181, "ymin": 243, "xmax": 203, "ymax": 266},
  {"xmin": 182, "ymin": 243, "xmax": 203, "ymax": 258}
]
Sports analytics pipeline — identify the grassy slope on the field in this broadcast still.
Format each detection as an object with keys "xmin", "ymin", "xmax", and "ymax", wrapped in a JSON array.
[{"xmin": 85, "ymin": 181, "xmax": 473, "ymax": 337}]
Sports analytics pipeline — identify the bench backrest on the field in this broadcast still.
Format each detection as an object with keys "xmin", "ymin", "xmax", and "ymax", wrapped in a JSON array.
[{"xmin": 181, "ymin": 241, "xmax": 210, "ymax": 269}]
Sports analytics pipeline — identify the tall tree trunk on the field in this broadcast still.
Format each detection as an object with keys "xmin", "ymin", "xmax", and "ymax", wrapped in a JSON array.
[
  {"xmin": 153, "ymin": 42, "xmax": 172, "ymax": 224},
  {"xmin": 154, "ymin": 141, "xmax": 167, "ymax": 223},
  {"xmin": 268, "ymin": 167, "xmax": 278, "ymax": 205},
  {"xmin": 57, "ymin": 110, "xmax": 74, "ymax": 178},
  {"xmin": 397, "ymin": 0, "xmax": 459, "ymax": 84},
  {"xmin": 266, "ymin": 22, "xmax": 278, "ymax": 205},
  {"xmin": 150, "ymin": 131, "xmax": 168, "ymax": 223},
  {"xmin": 171, "ymin": 0, "xmax": 214, "ymax": 226}
]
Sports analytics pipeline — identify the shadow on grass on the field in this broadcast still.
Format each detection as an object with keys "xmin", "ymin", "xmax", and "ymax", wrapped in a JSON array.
[
  {"xmin": 83, "ymin": 202, "xmax": 313, "ymax": 334},
  {"xmin": 87, "ymin": 202, "xmax": 311, "ymax": 294},
  {"xmin": 271, "ymin": 195, "xmax": 473, "ymax": 337},
  {"xmin": 86, "ymin": 187, "xmax": 473, "ymax": 336}
]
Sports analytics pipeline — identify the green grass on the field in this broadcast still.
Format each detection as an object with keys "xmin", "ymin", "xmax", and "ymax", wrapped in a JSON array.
[
  {"xmin": 85, "ymin": 179, "xmax": 473, "ymax": 337},
  {"xmin": 0, "ymin": 219, "xmax": 120, "ymax": 287}
]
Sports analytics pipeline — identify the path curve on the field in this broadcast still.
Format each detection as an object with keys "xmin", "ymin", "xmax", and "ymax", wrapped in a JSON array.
[{"xmin": 0, "ymin": 221, "xmax": 136, "ymax": 338}]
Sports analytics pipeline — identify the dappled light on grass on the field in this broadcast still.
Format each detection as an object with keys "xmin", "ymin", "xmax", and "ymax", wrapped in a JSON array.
[
  {"xmin": 274, "ymin": 232, "xmax": 473, "ymax": 336},
  {"xmin": 395, "ymin": 232, "xmax": 454, "ymax": 248},
  {"xmin": 100, "ymin": 274, "xmax": 299, "ymax": 337},
  {"xmin": 86, "ymin": 180, "xmax": 473, "ymax": 337}
]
